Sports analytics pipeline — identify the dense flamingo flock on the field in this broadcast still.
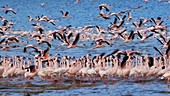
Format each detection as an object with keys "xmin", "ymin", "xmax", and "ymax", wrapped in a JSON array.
[{"xmin": 0, "ymin": 0, "xmax": 170, "ymax": 84}]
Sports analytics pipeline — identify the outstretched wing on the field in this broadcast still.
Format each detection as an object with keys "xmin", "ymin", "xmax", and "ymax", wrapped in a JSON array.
[{"xmin": 72, "ymin": 33, "xmax": 80, "ymax": 45}]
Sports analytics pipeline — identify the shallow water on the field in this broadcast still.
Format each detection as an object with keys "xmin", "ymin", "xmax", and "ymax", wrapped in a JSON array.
[
  {"xmin": 0, "ymin": 0, "xmax": 170, "ymax": 96},
  {"xmin": 0, "ymin": 78, "xmax": 170, "ymax": 96}
]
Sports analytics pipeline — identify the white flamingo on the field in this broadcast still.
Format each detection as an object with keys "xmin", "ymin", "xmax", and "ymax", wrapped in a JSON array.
[
  {"xmin": 15, "ymin": 57, "xmax": 25, "ymax": 76},
  {"xmin": 3, "ymin": 56, "xmax": 16, "ymax": 78},
  {"xmin": 37, "ymin": 57, "xmax": 47, "ymax": 79},
  {"xmin": 24, "ymin": 65, "xmax": 37, "ymax": 79}
]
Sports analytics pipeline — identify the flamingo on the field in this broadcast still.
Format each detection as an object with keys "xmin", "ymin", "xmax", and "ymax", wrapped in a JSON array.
[
  {"xmin": 147, "ymin": 55, "xmax": 159, "ymax": 76},
  {"xmin": 93, "ymin": 38, "xmax": 112, "ymax": 48},
  {"xmin": 37, "ymin": 57, "xmax": 47, "ymax": 79},
  {"xmin": 98, "ymin": 58, "xmax": 109, "ymax": 80},
  {"xmin": 137, "ymin": 31, "xmax": 154, "ymax": 41},
  {"xmin": 161, "ymin": 71, "xmax": 170, "ymax": 80},
  {"xmin": 68, "ymin": 33, "xmax": 80, "ymax": 48},
  {"xmin": 157, "ymin": 55, "xmax": 170, "ymax": 76},
  {"xmin": 60, "ymin": 11, "xmax": 70, "ymax": 18},
  {"xmin": 99, "ymin": 10, "xmax": 110, "ymax": 19},
  {"xmin": 0, "ymin": 64, "xmax": 4, "ymax": 76},
  {"xmin": 104, "ymin": 57, "xmax": 114, "ymax": 77},
  {"xmin": 87, "ymin": 65, "xmax": 97, "ymax": 82},
  {"xmin": 67, "ymin": 59, "xmax": 81, "ymax": 83},
  {"xmin": 111, "ymin": 57, "xmax": 118, "ymax": 76},
  {"xmin": 28, "ymin": 16, "xmax": 34, "ymax": 21},
  {"xmin": 2, "ymin": 56, "xmax": 16, "ymax": 78},
  {"xmin": 53, "ymin": 56, "xmax": 68, "ymax": 76},
  {"xmin": 0, "ymin": 57, "xmax": 5, "ymax": 76},
  {"xmin": 99, "ymin": 4, "xmax": 110, "ymax": 12},
  {"xmin": 133, "ymin": 19, "xmax": 143, "ymax": 29},
  {"xmin": 24, "ymin": 65, "xmax": 37, "ymax": 79},
  {"xmin": 122, "ymin": 59, "xmax": 132, "ymax": 78},
  {"xmin": 14, "ymin": 56, "xmax": 25, "ymax": 76},
  {"xmin": 37, "ymin": 38, "xmax": 52, "ymax": 48},
  {"xmin": 118, "ymin": 30, "xmax": 136, "ymax": 42},
  {"xmin": 2, "ymin": 5, "xmax": 16, "ymax": 14},
  {"xmin": 129, "ymin": 56, "xmax": 140, "ymax": 80},
  {"xmin": 79, "ymin": 61, "xmax": 89, "ymax": 81},
  {"xmin": 156, "ymin": 34, "xmax": 170, "ymax": 49},
  {"xmin": 139, "ymin": 56, "xmax": 149, "ymax": 79}
]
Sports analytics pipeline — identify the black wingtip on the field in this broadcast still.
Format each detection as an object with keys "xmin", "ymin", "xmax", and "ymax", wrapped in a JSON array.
[
  {"xmin": 43, "ymin": 47, "xmax": 50, "ymax": 56},
  {"xmin": 99, "ymin": 6, "xmax": 102, "ymax": 10},
  {"xmin": 72, "ymin": 33, "xmax": 80, "ymax": 45},
  {"xmin": 117, "ymin": 20, "xmax": 124, "ymax": 28},
  {"xmin": 128, "ymin": 30, "xmax": 134, "ymax": 39},
  {"xmin": 122, "ymin": 15, "xmax": 126, "ymax": 20},
  {"xmin": 68, "ymin": 32, "xmax": 73, "ymax": 39},
  {"xmin": 100, "ymin": 52, "xmax": 105, "ymax": 57},
  {"xmin": 0, "ymin": 38, "xmax": 5, "ymax": 44},
  {"xmin": 139, "ymin": 19, "xmax": 143, "ymax": 27},
  {"xmin": 39, "ymin": 28, "xmax": 44, "ymax": 34},
  {"xmin": 137, "ymin": 31, "xmax": 142, "ymax": 39},
  {"xmin": 151, "ymin": 18, "xmax": 156, "ymax": 25},
  {"xmin": 47, "ymin": 42, "xmax": 51, "ymax": 48},
  {"xmin": 113, "ymin": 17, "xmax": 118, "ymax": 24},
  {"xmin": 23, "ymin": 47, "xmax": 27, "ymax": 53},
  {"xmin": 60, "ymin": 11, "xmax": 63, "ymax": 14},
  {"xmin": 153, "ymin": 46, "xmax": 163, "ymax": 56},
  {"xmin": 63, "ymin": 33, "xmax": 69, "ymax": 44},
  {"xmin": 146, "ymin": 33, "xmax": 153, "ymax": 39},
  {"xmin": 156, "ymin": 38, "xmax": 164, "ymax": 45},
  {"xmin": 121, "ymin": 55, "xmax": 129, "ymax": 68},
  {"xmin": 106, "ymin": 8, "xmax": 109, "ymax": 12}
]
